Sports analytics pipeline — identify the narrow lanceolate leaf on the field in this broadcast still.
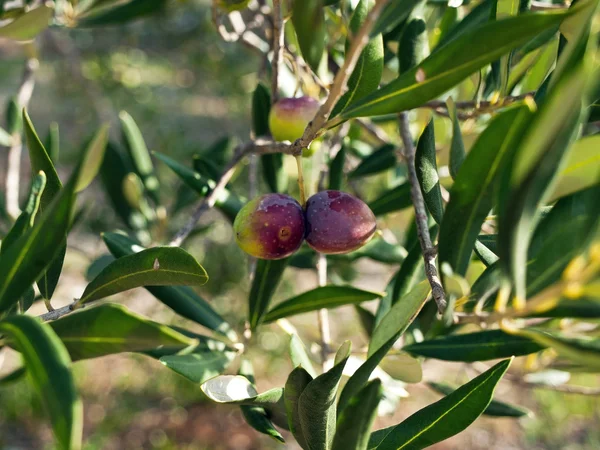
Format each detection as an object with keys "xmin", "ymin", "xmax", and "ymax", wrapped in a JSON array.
[
  {"xmin": 402, "ymin": 329, "xmax": 545, "ymax": 362},
  {"xmin": 77, "ymin": 0, "xmax": 168, "ymax": 26},
  {"xmin": 48, "ymin": 304, "xmax": 196, "ymax": 360},
  {"xmin": 292, "ymin": 0, "xmax": 326, "ymax": 72},
  {"xmin": 79, "ymin": 247, "xmax": 208, "ymax": 304},
  {"xmin": 299, "ymin": 342, "xmax": 352, "ymax": 450},
  {"xmin": 427, "ymin": 382, "xmax": 531, "ymax": 418},
  {"xmin": 368, "ymin": 281, "xmax": 431, "ymax": 358},
  {"xmin": 248, "ymin": 257, "xmax": 288, "ymax": 329},
  {"xmin": 498, "ymin": 50, "xmax": 592, "ymax": 300},
  {"xmin": 369, "ymin": 182, "xmax": 412, "ymax": 216},
  {"xmin": 0, "ymin": 161, "xmax": 79, "ymax": 314},
  {"xmin": 0, "ymin": 126, "xmax": 12, "ymax": 146},
  {"xmin": 102, "ymin": 232, "xmax": 237, "ymax": 341},
  {"xmin": 550, "ymin": 135, "xmax": 600, "ymax": 201},
  {"xmin": 415, "ymin": 119, "xmax": 443, "ymax": 224},
  {"xmin": 154, "ymin": 151, "xmax": 243, "ymax": 222},
  {"xmin": 75, "ymin": 125, "xmax": 110, "ymax": 193},
  {"xmin": 526, "ymin": 185, "xmax": 600, "ymax": 297},
  {"xmin": 0, "ymin": 315, "xmax": 82, "ymax": 450},
  {"xmin": 332, "ymin": 379, "xmax": 383, "ymax": 450},
  {"xmin": 371, "ymin": 359, "xmax": 512, "ymax": 450},
  {"xmin": 434, "ymin": 0, "xmax": 494, "ymax": 49},
  {"xmin": 263, "ymin": 285, "xmax": 385, "ymax": 323},
  {"xmin": 370, "ymin": 0, "xmax": 423, "ymax": 36},
  {"xmin": 0, "ymin": 4, "xmax": 53, "ymax": 41},
  {"xmin": 1, "ymin": 172, "xmax": 46, "ymax": 255},
  {"xmin": 339, "ymin": 282, "xmax": 430, "ymax": 413},
  {"xmin": 290, "ymin": 334, "xmax": 317, "ymax": 379},
  {"xmin": 438, "ymin": 102, "xmax": 536, "ymax": 278},
  {"xmin": 331, "ymin": 0, "xmax": 384, "ymax": 117},
  {"xmin": 45, "ymin": 122, "xmax": 60, "ymax": 163},
  {"xmin": 285, "ymin": 367, "xmax": 313, "ymax": 449},
  {"xmin": 348, "ymin": 144, "xmax": 396, "ymax": 179},
  {"xmin": 119, "ymin": 111, "xmax": 160, "ymax": 203},
  {"xmin": 100, "ymin": 143, "xmax": 144, "ymax": 230},
  {"xmin": 398, "ymin": 14, "xmax": 429, "ymax": 74},
  {"xmin": 446, "ymin": 98, "xmax": 465, "ymax": 179},
  {"xmin": 329, "ymin": 147, "xmax": 346, "ymax": 191},
  {"xmin": 511, "ymin": 328, "xmax": 600, "ymax": 371},
  {"xmin": 334, "ymin": 237, "xmax": 407, "ymax": 265},
  {"xmin": 339, "ymin": 7, "xmax": 580, "ymax": 120},
  {"xmin": 24, "ymin": 110, "xmax": 66, "ymax": 301}
]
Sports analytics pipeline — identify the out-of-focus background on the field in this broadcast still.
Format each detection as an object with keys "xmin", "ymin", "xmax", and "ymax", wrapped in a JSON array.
[{"xmin": 1, "ymin": 1, "xmax": 599, "ymax": 449}]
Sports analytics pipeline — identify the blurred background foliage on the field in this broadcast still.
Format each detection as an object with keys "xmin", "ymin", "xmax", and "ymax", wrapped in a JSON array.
[{"xmin": 0, "ymin": 0, "xmax": 599, "ymax": 449}]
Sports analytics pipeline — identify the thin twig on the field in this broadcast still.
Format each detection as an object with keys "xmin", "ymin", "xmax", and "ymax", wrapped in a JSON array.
[
  {"xmin": 291, "ymin": 0, "xmax": 389, "ymax": 154},
  {"xmin": 5, "ymin": 57, "xmax": 38, "ymax": 220},
  {"xmin": 270, "ymin": 0, "xmax": 284, "ymax": 103},
  {"xmin": 356, "ymin": 118, "xmax": 391, "ymax": 145},
  {"xmin": 398, "ymin": 112, "xmax": 447, "ymax": 312},
  {"xmin": 317, "ymin": 253, "xmax": 331, "ymax": 370},
  {"xmin": 39, "ymin": 301, "xmax": 80, "ymax": 322},
  {"xmin": 423, "ymin": 92, "xmax": 535, "ymax": 119}
]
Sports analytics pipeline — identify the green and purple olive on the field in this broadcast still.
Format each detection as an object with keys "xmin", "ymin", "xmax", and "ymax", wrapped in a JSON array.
[
  {"xmin": 304, "ymin": 190, "xmax": 376, "ymax": 254},
  {"xmin": 268, "ymin": 96, "xmax": 320, "ymax": 143},
  {"xmin": 233, "ymin": 193, "xmax": 306, "ymax": 260}
]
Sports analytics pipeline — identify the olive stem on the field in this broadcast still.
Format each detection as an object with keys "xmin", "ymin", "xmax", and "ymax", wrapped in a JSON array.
[
  {"xmin": 270, "ymin": 0, "xmax": 284, "ymax": 104},
  {"xmin": 5, "ymin": 57, "xmax": 38, "ymax": 220},
  {"xmin": 295, "ymin": 154, "xmax": 307, "ymax": 206},
  {"xmin": 317, "ymin": 253, "xmax": 331, "ymax": 371},
  {"xmin": 398, "ymin": 112, "xmax": 447, "ymax": 313}
]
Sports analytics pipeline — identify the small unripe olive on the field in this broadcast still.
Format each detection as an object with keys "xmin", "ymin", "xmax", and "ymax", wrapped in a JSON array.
[
  {"xmin": 215, "ymin": 0, "xmax": 250, "ymax": 12},
  {"xmin": 269, "ymin": 96, "xmax": 320, "ymax": 143},
  {"xmin": 305, "ymin": 190, "xmax": 376, "ymax": 254},
  {"xmin": 234, "ymin": 193, "xmax": 305, "ymax": 260}
]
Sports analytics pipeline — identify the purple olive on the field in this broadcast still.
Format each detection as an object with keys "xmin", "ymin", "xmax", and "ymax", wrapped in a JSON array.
[
  {"xmin": 234, "ymin": 193, "xmax": 305, "ymax": 260},
  {"xmin": 305, "ymin": 190, "xmax": 377, "ymax": 254}
]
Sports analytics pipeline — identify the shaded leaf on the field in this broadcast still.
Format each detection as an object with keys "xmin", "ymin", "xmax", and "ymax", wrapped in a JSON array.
[
  {"xmin": 48, "ymin": 304, "xmax": 196, "ymax": 360},
  {"xmin": 292, "ymin": 0, "xmax": 326, "ymax": 72},
  {"xmin": 77, "ymin": 0, "xmax": 168, "ymax": 26},
  {"xmin": 446, "ymin": 98, "xmax": 465, "ymax": 180},
  {"xmin": 370, "ymin": 0, "xmax": 422, "ymax": 36},
  {"xmin": 349, "ymin": 144, "xmax": 396, "ymax": 179},
  {"xmin": 369, "ymin": 182, "xmax": 412, "ymax": 216},
  {"xmin": 415, "ymin": 119, "xmax": 443, "ymax": 224},
  {"xmin": 332, "ymin": 379, "xmax": 383, "ymax": 450},
  {"xmin": 249, "ymin": 257, "xmax": 288, "ymax": 329},
  {"xmin": 0, "ymin": 315, "xmax": 82, "ymax": 450},
  {"xmin": 403, "ymin": 329, "xmax": 545, "ymax": 362},
  {"xmin": 161, "ymin": 349, "xmax": 237, "ymax": 384},
  {"xmin": 329, "ymin": 147, "xmax": 346, "ymax": 191}
]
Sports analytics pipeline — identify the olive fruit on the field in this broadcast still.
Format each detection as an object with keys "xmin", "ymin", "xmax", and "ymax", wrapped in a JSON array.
[
  {"xmin": 215, "ymin": 0, "xmax": 250, "ymax": 12},
  {"xmin": 304, "ymin": 190, "xmax": 376, "ymax": 254},
  {"xmin": 234, "ymin": 193, "xmax": 305, "ymax": 260},
  {"xmin": 268, "ymin": 96, "xmax": 320, "ymax": 143}
]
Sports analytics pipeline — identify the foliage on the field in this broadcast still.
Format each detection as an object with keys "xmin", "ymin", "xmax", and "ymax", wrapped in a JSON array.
[{"xmin": 0, "ymin": 0, "xmax": 599, "ymax": 449}]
